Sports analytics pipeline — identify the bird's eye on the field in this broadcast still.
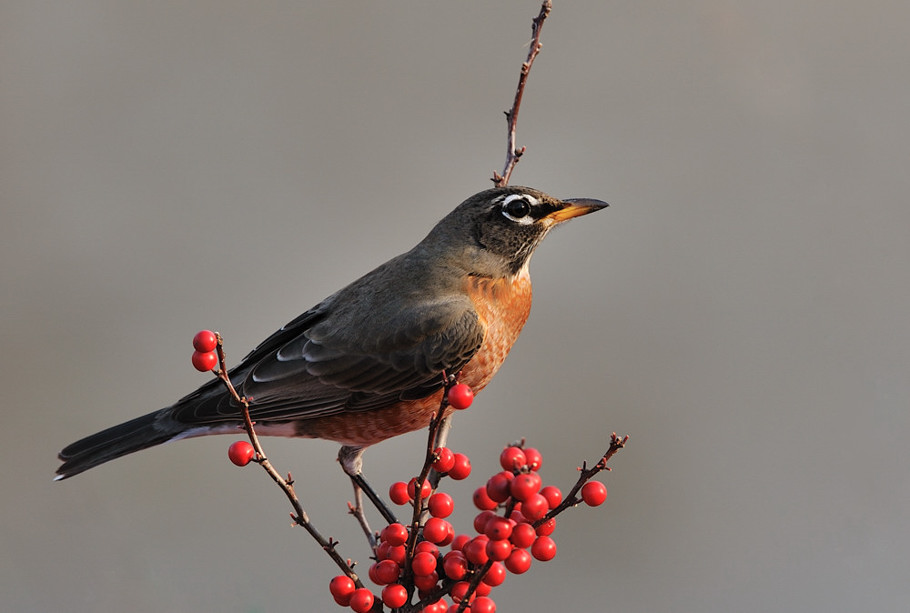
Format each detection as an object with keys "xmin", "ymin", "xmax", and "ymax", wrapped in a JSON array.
[{"xmin": 501, "ymin": 195, "xmax": 533, "ymax": 223}]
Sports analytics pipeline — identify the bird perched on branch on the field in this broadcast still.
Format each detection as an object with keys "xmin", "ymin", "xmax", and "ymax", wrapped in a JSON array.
[{"xmin": 56, "ymin": 186, "xmax": 606, "ymax": 480}]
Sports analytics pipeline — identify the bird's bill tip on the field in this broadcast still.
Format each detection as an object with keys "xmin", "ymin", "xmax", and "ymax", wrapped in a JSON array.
[{"xmin": 546, "ymin": 198, "xmax": 609, "ymax": 223}]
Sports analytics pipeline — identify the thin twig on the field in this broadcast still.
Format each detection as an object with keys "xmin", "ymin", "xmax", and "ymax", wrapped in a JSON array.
[
  {"xmin": 492, "ymin": 0, "xmax": 553, "ymax": 187},
  {"xmin": 535, "ymin": 432, "xmax": 629, "ymax": 525},
  {"xmin": 212, "ymin": 333, "xmax": 362, "ymax": 586}
]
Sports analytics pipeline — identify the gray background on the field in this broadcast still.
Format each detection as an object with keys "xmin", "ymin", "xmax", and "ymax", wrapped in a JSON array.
[{"xmin": 3, "ymin": 1, "xmax": 908, "ymax": 612}]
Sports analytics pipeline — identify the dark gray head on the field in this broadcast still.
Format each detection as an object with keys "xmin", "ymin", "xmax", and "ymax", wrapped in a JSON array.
[{"xmin": 420, "ymin": 186, "xmax": 608, "ymax": 277}]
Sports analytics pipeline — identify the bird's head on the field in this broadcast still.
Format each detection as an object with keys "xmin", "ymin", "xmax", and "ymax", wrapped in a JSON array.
[{"xmin": 423, "ymin": 186, "xmax": 608, "ymax": 277}]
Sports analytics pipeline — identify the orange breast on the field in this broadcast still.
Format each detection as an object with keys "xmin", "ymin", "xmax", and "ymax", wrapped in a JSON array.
[
  {"xmin": 294, "ymin": 269, "xmax": 533, "ymax": 447},
  {"xmin": 458, "ymin": 267, "xmax": 533, "ymax": 393}
]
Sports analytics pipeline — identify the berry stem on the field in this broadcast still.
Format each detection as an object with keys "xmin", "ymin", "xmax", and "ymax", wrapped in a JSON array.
[{"xmin": 211, "ymin": 333, "xmax": 362, "ymax": 586}]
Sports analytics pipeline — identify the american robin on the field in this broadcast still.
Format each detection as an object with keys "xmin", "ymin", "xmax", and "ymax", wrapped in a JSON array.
[{"xmin": 56, "ymin": 186, "xmax": 606, "ymax": 480}]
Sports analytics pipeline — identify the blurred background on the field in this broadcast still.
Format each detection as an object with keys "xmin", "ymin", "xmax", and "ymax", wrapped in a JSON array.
[{"xmin": 2, "ymin": 1, "xmax": 908, "ymax": 611}]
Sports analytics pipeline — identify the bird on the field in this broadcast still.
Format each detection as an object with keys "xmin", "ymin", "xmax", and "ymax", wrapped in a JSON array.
[{"xmin": 56, "ymin": 186, "xmax": 607, "ymax": 480}]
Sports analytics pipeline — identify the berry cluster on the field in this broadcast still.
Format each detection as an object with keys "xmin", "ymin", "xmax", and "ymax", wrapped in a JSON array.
[
  {"xmin": 327, "ymin": 440, "xmax": 608, "ymax": 612},
  {"xmin": 194, "ymin": 330, "xmax": 620, "ymax": 612}
]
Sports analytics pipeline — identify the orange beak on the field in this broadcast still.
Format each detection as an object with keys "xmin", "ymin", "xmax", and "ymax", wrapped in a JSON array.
[{"xmin": 545, "ymin": 198, "xmax": 609, "ymax": 223}]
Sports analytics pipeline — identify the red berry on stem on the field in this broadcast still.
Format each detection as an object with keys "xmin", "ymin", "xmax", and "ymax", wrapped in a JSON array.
[
  {"xmin": 415, "ymin": 541, "xmax": 439, "ymax": 557},
  {"xmin": 523, "ymin": 447, "xmax": 543, "ymax": 471},
  {"xmin": 531, "ymin": 535, "xmax": 557, "ymax": 561},
  {"xmin": 581, "ymin": 480, "xmax": 608, "ymax": 506},
  {"xmin": 486, "ymin": 471, "xmax": 514, "ymax": 503},
  {"xmin": 432, "ymin": 446, "xmax": 455, "ymax": 473},
  {"xmin": 411, "ymin": 551, "xmax": 437, "ymax": 576},
  {"xmin": 428, "ymin": 492, "xmax": 454, "ymax": 518},
  {"xmin": 472, "ymin": 596, "xmax": 497, "ymax": 613},
  {"xmin": 383, "ymin": 545, "xmax": 407, "ymax": 567},
  {"xmin": 510, "ymin": 473, "xmax": 541, "ymax": 501},
  {"xmin": 423, "ymin": 517, "xmax": 451, "ymax": 545},
  {"xmin": 500, "ymin": 446, "xmax": 527, "ymax": 471},
  {"xmin": 191, "ymin": 350, "xmax": 218, "ymax": 372},
  {"xmin": 447, "ymin": 453, "xmax": 471, "ymax": 480},
  {"xmin": 329, "ymin": 575, "xmax": 356, "ymax": 605},
  {"xmin": 509, "ymin": 522, "xmax": 536, "ymax": 549},
  {"xmin": 381, "ymin": 584, "xmax": 408, "ymax": 609},
  {"xmin": 520, "ymin": 493, "xmax": 549, "ymax": 521},
  {"xmin": 442, "ymin": 551, "xmax": 468, "ymax": 580},
  {"xmin": 505, "ymin": 548, "xmax": 532, "ymax": 574},
  {"xmin": 450, "ymin": 533, "xmax": 471, "ymax": 552},
  {"xmin": 349, "ymin": 588, "xmax": 374, "ymax": 613},
  {"xmin": 540, "ymin": 485, "xmax": 563, "ymax": 510},
  {"xmin": 413, "ymin": 570, "xmax": 440, "ymax": 592},
  {"xmin": 535, "ymin": 517, "xmax": 556, "ymax": 536},
  {"xmin": 372, "ymin": 559, "xmax": 401, "ymax": 585},
  {"xmin": 464, "ymin": 535, "xmax": 490, "ymax": 566},
  {"xmin": 451, "ymin": 582, "xmax": 475, "ymax": 605},
  {"xmin": 485, "ymin": 538, "xmax": 512, "ymax": 562},
  {"xmin": 407, "ymin": 477, "xmax": 432, "ymax": 500},
  {"xmin": 484, "ymin": 517, "xmax": 514, "ymax": 541},
  {"xmin": 447, "ymin": 383, "xmax": 474, "ymax": 410},
  {"xmin": 227, "ymin": 440, "xmax": 255, "ymax": 466},
  {"xmin": 481, "ymin": 561, "xmax": 507, "ymax": 587},
  {"xmin": 473, "ymin": 486, "xmax": 498, "ymax": 511},
  {"xmin": 380, "ymin": 523, "xmax": 409, "ymax": 547},
  {"xmin": 474, "ymin": 510, "xmax": 497, "ymax": 535},
  {"xmin": 389, "ymin": 481, "xmax": 410, "ymax": 505},
  {"xmin": 192, "ymin": 330, "xmax": 218, "ymax": 353}
]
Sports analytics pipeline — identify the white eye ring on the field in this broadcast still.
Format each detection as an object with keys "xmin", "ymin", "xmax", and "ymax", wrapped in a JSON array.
[{"xmin": 500, "ymin": 194, "xmax": 538, "ymax": 224}]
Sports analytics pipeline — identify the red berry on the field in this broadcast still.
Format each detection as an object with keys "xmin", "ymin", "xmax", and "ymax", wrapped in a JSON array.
[
  {"xmin": 581, "ymin": 481, "xmax": 608, "ymax": 506},
  {"xmin": 481, "ymin": 561, "xmax": 507, "ymax": 587},
  {"xmin": 407, "ymin": 477, "xmax": 432, "ymax": 500},
  {"xmin": 442, "ymin": 551, "xmax": 468, "ymax": 580},
  {"xmin": 227, "ymin": 440, "xmax": 255, "ymax": 466},
  {"xmin": 415, "ymin": 541, "xmax": 439, "ymax": 558},
  {"xmin": 438, "ymin": 520, "xmax": 455, "ymax": 547},
  {"xmin": 540, "ymin": 485, "xmax": 563, "ymax": 510},
  {"xmin": 329, "ymin": 575, "xmax": 356, "ymax": 606},
  {"xmin": 485, "ymin": 538, "xmax": 512, "ymax": 561},
  {"xmin": 381, "ymin": 583, "xmax": 408, "ymax": 609},
  {"xmin": 509, "ymin": 522, "xmax": 536, "ymax": 549},
  {"xmin": 413, "ymin": 570, "xmax": 440, "ymax": 592},
  {"xmin": 451, "ymin": 581, "xmax": 475, "ymax": 604},
  {"xmin": 370, "ymin": 559, "xmax": 400, "ymax": 585},
  {"xmin": 411, "ymin": 551, "xmax": 437, "ymax": 576},
  {"xmin": 473, "ymin": 510, "xmax": 497, "ymax": 535},
  {"xmin": 473, "ymin": 486, "xmax": 498, "ymax": 511},
  {"xmin": 486, "ymin": 471, "xmax": 514, "ymax": 503},
  {"xmin": 472, "ymin": 596, "xmax": 497, "ymax": 613},
  {"xmin": 389, "ymin": 481, "xmax": 410, "ymax": 505},
  {"xmin": 380, "ymin": 544, "xmax": 407, "ymax": 567},
  {"xmin": 484, "ymin": 517, "xmax": 514, "ymax": 541},
  {"xmin": 450, "ymin": 533, "xmax": 471, "ymax": 552},
  {"xmin": 380, "ymin": 523, "xmax": 408, "ymax": 547},
  {"xmin": 535, "ymin": 517, "xmax": 556, "ymax": 536},
  {"xmin": 520, "ymin": 493, "xmax": 549, "ymax": 521},
  {"xmin": 428, "ymin": 492, "xmax": 454, "ymax": 518},
  {"xmin": 425, "ymin": 599, "xmax": 449, "ymax": 613},
  {"xmin": 464, "ymin": 535, "xmax": 490, "ymax": 566},
  {"xmin": 475, "ymin": 581, "xmax": 493, "ymax": 597},
  {"xmin": 504, "ymin": 548, "xmax": 532, "ymax": 574},
  {"xmin": 523, "ymin": 447, "xmax": 542, "ymax": 471},
  {"xmin": 510, "ymin": 472, "xmax": 541, "ymax": 501},
  {"xmin": 500, "ymin": 446, "xmax": 527, "ymax": 471},
  {"xmin": 447, "ymin": 383, "xmax": 474, "ymax": 410},
  {"xmin": 422, "ymin": 517, "xmax": 451, "ymax": 545},
  {"xmin": 531, "ymin": 535, "xmax": 557, "ymax": 561},
  {"xmin": 192, "ymin": 330, "xmax": 218, "ymax": 353},
  {"xmin": 191, "ymin": 350, "xmax": 218, "ymax": 372},
  {"xmin": 432, "ymin": 446, "xmax": 455, "ymax": 473},
  {"xmin": 349, "ymin": 588, "xmax": 374, "ymax": 613},
  {"xmin": 447, "ymin": 453, "xmax": 471, "ymax": 480}
]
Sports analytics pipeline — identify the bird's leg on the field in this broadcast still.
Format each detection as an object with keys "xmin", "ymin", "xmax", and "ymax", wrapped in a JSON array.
[{"xmin": 338, "ymin": 445, "xmax": 397, "ymax": 544}]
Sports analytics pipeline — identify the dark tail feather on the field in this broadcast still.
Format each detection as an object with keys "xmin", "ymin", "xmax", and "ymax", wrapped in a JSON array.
[{"xmin": 55, "ymin": 410, "xmax": 186, "ymax": 480}]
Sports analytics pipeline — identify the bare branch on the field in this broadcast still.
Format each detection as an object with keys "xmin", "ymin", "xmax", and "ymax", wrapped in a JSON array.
[{"xmin": 492, "ymin": 0, "xmax": 553, "ymax": 187}]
